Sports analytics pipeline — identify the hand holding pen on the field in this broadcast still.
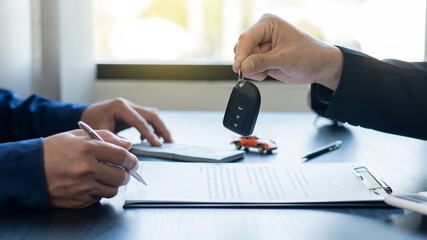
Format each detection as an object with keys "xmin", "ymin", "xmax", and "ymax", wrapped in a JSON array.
[
  {"xmin": 78, "ymin": 121, "xmax": 147, "ymax": 185},
  {"xmin": 43, "ymin": 124, "xmax": 142, "ymax": 208}
]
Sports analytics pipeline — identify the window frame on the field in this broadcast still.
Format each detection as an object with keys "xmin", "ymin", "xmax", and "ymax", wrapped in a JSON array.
[
  {"xmin": 97, "ymin": 63, "xmax": 235, "ymax": 80},
  {"xmin": 97, "ymin": 62, "xmax": 278, "ymax": 81}
]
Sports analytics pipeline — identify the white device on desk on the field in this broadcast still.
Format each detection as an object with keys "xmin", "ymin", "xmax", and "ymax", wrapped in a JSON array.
[{"xmin": 384, "ymin": 192, "xmax": 427, "ymax": 215}]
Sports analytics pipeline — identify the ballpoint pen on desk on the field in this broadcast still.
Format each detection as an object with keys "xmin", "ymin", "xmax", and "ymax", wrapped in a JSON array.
[
  {"xmin": 302, "ymin": 140, "xmax": 342, "ymax": 162},
  {"xmin": 78, "ymin": 121, "xmax": 147, "ymax": 185}
]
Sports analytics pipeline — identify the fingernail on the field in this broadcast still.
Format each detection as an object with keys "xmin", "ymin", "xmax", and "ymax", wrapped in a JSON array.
[
  {"xmin": 248, "ymin": 60, "xmax": 254, "ymax": 71},
  {"xmin": 120, "ymin": 138, "xmax": 133, "ymax": 150},
  {"xmin": 126, "ymin": 154, "xmax": 139, "ymax": 171},
  {"xmin": 243, "ymin": 59, "xmax": 254, "ymax": 72},
  {"xmin": 153, "ymin": 135, "xmax": 162, "ymax": 146}
]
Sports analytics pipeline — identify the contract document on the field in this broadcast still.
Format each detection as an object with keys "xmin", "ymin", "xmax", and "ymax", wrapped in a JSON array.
[{"xmin": 124, "ymin": 162, "xmax": 389, "ymax": 208}]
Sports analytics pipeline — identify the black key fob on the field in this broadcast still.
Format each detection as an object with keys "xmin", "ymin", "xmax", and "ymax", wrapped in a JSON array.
[{"xmin": 223, "ymin": 73, "xmax": 261, "ymax": 136}]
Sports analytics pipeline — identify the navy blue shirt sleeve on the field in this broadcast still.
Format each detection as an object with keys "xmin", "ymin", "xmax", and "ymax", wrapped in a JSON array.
[
  {"xmin": 0, "ymin": 88, "xmax": 89, "ymax": 209},
  {"xmin": 311, "ymin": 46, "xmax": 427, "ymax": 140},
  {"xmin": 0, "ymin": 138, "xmax": 49, "ymax": 210},
  {"xmin": 0, "ymin": 88, "xmax": 88, "ymax": 142}
]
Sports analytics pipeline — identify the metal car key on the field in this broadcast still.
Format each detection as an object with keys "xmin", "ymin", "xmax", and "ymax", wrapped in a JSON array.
[{"xmin": 223, "ymin": 70, "xmax": 261, "ymax": 136}]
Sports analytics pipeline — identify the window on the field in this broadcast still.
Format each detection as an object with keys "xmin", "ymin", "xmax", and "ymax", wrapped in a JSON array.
[{"xmin": 93, "ymin": 0, "xmax": 426, "ymax": 77}]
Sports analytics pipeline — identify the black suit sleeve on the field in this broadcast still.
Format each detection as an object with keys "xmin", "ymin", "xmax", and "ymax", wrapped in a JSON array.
[{"xmin": 311, "ymin": 46, "xmax": 427, "ymax": 140}]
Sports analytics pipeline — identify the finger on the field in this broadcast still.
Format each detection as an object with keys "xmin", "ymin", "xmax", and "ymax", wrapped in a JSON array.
[
  {"xmin": 235, "ymin": 43, "xmax": 272, "ymax": 77},
  {"xmin": 116, "ymin": 103, "xmax": 162, "ymax": 146},
  {"xmin": 245, "ymin": 71, "xmax": 269, "ymax": 81},
  {"xmin": 93, "ymin": 141, "xmax": 139, "ymax": 172},
  {"xmin": 241, "ymin": 50, "xmax": 281, "ymax": 75},
  {"xmin": 72, "ymin": 129, "xmax": 133, "ymax": 150},
  {"xmin": 259, "ymin": 42, "xmax": 272, "ymax": 53},
  {"xmin": 96, "ymin": 130, "xmax": 133, "ymax": 150},
  {"xmin": 233, "ymin": 18, "xmax": 273, "ymax": 73},
  {"xmin": 249, "ymin": 42, "xmax": 272, "ymax": 55},
  {"xmin": 88, "ymin": 181, "xmax": 120, "ymax": 199},
  {"xmin": 93, "ymin": 162, "xmax": 131, "ymax": 187},
  {"xmin": 238, "ymin": 43, "xmax": 273, "ymax": 79},
  {"xmin": 130, "ymin": 104, "xmax": 173, "ymax": 143}
]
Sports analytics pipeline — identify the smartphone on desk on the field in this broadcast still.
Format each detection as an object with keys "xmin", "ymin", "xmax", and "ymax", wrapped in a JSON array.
[{"xmin": 384, "ymin": 192, "xmax": 427, "ymax": 215}]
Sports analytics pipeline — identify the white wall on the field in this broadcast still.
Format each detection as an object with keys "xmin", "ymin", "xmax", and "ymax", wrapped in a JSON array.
[
  {"xmin": 0, "ymin": 0, "xmax": 33, "ymax": 98},
  {"xmin": 58, "ymin": 0, "xmax": 94, "ymax": 103},
  {"xmin": 38, "ymin": 0, "xmax": 94, "ymax": 103},
  {"xmin": 93, "ymin": 80, "xmax": 311, "ymax": 112},
  {"xmin": 0, "ymin": 0, "xmax": 94, "ymax": 102}
]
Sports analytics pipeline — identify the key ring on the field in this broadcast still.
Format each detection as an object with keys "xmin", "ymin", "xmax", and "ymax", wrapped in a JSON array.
[{"xmin": 235, "ymin": 69, "xmax": 247, "ymax": 88}]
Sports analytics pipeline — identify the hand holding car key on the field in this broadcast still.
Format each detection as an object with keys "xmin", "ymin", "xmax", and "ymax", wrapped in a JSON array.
[{"xmin": 223, "ymin": 70, "xmax": 261, "ymax": 136}]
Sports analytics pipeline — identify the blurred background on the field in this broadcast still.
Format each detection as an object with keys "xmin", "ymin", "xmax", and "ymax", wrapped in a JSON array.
[
  {"xmin": 93, "ymin": 0, "xmax": 425, "ymax": 62},
  {"xmin": 0, "ymin": 0, "xmax": 425, "ymax": 111}
]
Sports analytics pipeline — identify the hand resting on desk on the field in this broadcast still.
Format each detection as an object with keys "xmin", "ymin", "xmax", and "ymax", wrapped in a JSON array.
[{"xmin": 81, "ymin": 98, "xmax": 173, "ymax": 147}]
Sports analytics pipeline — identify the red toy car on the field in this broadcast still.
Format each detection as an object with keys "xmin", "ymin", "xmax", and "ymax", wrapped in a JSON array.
[{"xmin": 232, "ymin": 136, "xmax": 277, "ymax": 154}]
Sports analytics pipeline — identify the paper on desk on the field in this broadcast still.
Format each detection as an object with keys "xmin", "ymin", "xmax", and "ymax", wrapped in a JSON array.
[{"xmin": 124, "ymin": 162, "xmax": 385, "ymax": 206}]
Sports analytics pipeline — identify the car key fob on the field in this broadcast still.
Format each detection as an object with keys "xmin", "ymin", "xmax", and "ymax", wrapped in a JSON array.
[{"xmin": 223, "ymin": 71, "xmax": 261, "ymax": 136}]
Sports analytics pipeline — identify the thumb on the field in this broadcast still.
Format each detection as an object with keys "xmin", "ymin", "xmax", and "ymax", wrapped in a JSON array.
[{"xmin": 241, "ymin": 51, "xmax": 279, "ymax": 75}]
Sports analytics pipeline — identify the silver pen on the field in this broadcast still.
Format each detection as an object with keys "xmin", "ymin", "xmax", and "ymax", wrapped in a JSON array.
[{"xmin": 78, "ymin": 121, "xmax": 147, "ymax": 185}]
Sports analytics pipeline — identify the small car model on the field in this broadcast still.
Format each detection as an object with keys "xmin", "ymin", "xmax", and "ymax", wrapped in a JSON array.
[{"xmin": 232, "ymin": 135, "xmax": 277, "ymax": 154}]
